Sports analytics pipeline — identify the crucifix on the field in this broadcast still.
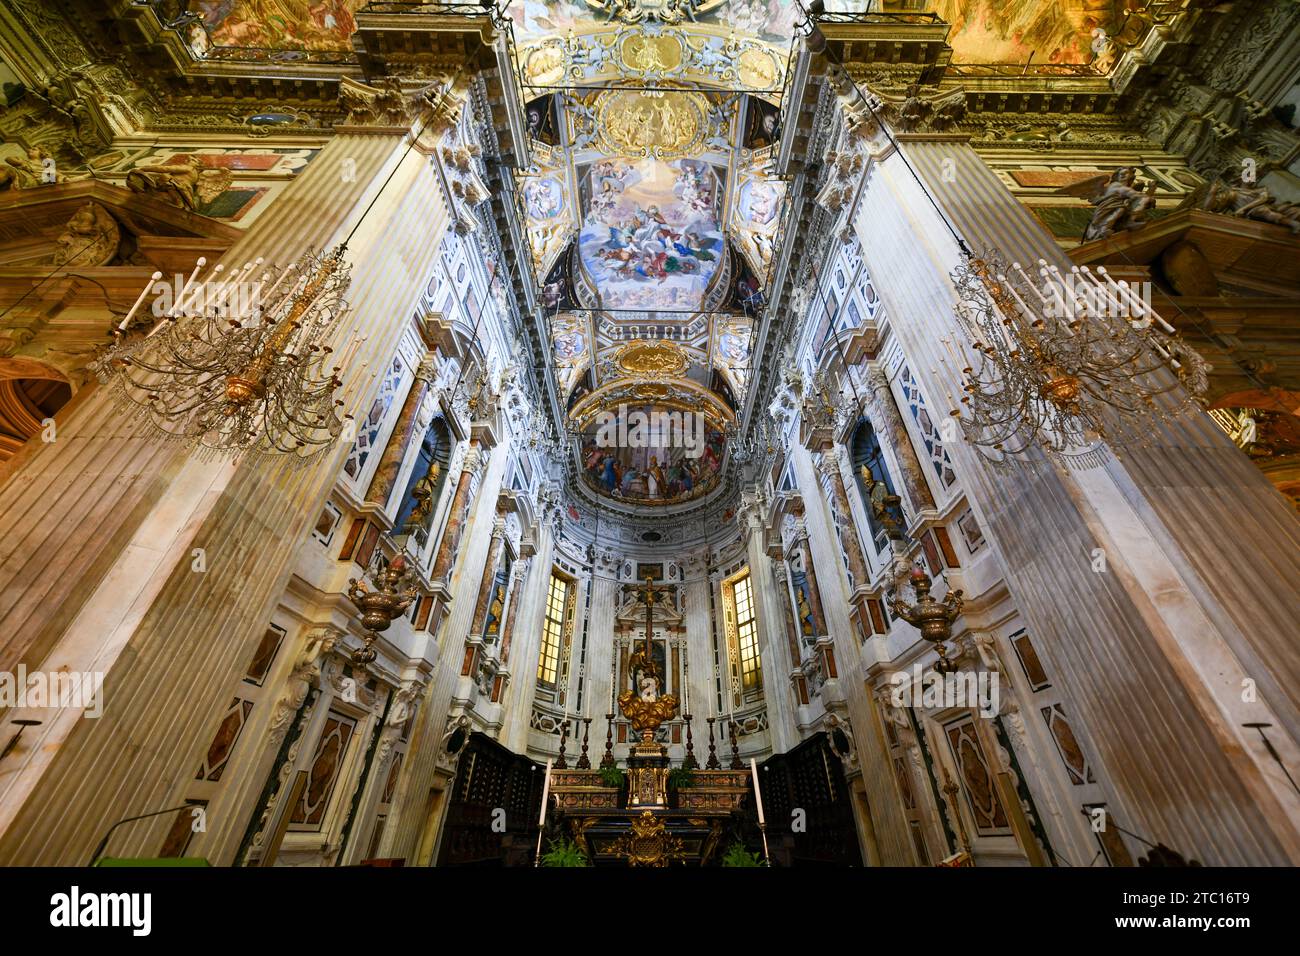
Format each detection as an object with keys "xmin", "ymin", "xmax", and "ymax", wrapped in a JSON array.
[{"xmin": 628, "ymin": 574, "xmax": 673, "ymax": 701}]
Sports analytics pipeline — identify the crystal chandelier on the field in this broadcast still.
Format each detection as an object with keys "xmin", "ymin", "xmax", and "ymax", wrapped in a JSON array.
[
  {"xmin": 946, "ymin": 251, "xmax": 1208, "ymax": 468},
  {"xmin": 90, "ymin": 245, "xmax": 353, "ymax": 460},
  {"xmin": 727, "ymin": 416, "xmax": 779, "ymax": 469}
]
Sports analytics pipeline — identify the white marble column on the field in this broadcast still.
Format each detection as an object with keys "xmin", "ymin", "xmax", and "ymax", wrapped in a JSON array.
[
  {"xmin": 500, "ymin": 518, "xmax": 556, "ymax": 753},
  {"xmin": 739, "ymin": 494, "xmax": 798, "ymax": 752}
]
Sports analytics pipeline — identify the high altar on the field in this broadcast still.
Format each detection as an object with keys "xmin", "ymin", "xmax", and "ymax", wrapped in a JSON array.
[{"xmin": 548, "ymin": 578, "xmax": 751, "ymax": 866}]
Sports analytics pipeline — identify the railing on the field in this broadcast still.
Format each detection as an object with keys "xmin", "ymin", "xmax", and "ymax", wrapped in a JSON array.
[
  {"xmin": 812, "ymin": 10, "xmax": 945, "ymax": 26},
  {"xmin": 360, "ymin": 2, "xmax": 499, "ymax": 13},
  {"xmin": 945, "ymin": 61, "xmax": 1107, "ymax": 78}
]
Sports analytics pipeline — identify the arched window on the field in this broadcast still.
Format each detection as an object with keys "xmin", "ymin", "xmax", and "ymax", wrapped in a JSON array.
[
  {"xmin": 851, "ymin": 418, "xmax": 902, "ymax": 552},
  {"xmin": 395, "ymin": 417, "xmax": 452, "ymax": 541}
]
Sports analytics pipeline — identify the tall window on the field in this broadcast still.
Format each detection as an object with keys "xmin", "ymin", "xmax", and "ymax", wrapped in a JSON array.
[
  {"xmin": 538, "ymin": 571, "xmax": 570, "ymax": 685},
  {"xmin": 728, "ymin": 571, "xmax": 762, "ymax": 694}
]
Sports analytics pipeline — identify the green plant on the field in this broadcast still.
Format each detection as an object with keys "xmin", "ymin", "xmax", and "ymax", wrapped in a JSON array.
[
  {"xmin": 540, "ymin": 838, "xmax": 590, "ymax": 868},
  {"xmin": 720, "ymin": 842, "xmax": 764, "ymax": 867},
  {"xmin": 598, "ymin": 765, "xmax": 625, "ymax": 788},
  {"xmin": 667, "ymin": 767, "xmax": 696, "ymax": 790}
]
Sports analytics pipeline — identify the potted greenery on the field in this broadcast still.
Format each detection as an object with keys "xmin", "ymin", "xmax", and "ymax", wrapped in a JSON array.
[
  {"xmin": 540, "ymin": 838, "xmax": 590, "ymax": 867},
  {"xmin": 598, "ymin": 765, "xmax": 626, "ymax": 789},
  {"xmin": 720, "ymin": 842, "xmax": 765, "ymax": 867},
  {"xmin": 667, "ymin": 767, "xmax": 696, "ymax": 790}
]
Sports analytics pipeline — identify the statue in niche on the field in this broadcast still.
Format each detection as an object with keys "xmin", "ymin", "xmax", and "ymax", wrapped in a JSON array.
[
  {"xmin": 402, "ymin": 461, "xmax": 441, "ymax": 535},
  {"xmin": 1075, "ymin": 167, "xmax": 1157, "ymax": 242},
  {"xmin": 628, "ymin": 641, "xmax": 666, "ymax": 701},
  {"xmin": 485, "ymin": 581, "xmax": 506, "ymax": 639},
  {"xmin": 860, "ymin": 463, "xmax": 905, "ymax": 540}
]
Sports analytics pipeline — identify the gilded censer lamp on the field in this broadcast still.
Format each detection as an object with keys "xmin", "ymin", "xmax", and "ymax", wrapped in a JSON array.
[
  {"xmin": 887, "ymin": 566, "xmax": 964, "ymax": 673},
  {"xmin": 346, "ymin": 555, "xmax": 421, "ymax": 666}
]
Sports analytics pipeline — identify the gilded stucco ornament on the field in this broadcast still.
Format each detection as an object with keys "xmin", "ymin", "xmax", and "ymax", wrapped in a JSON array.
[
  {"xmin": 609, "ymin": 810, "xmax": 686, "ymax": 866},
  {"xmin": 584, "ymin": 0, "xmax": 726, "ymax": 26},
  {"xmin": 616, "ymin": 340, "xmax": 689, "ymax": 377},
  {"xmin": 51, "ymin": 202, "xmax": 120, "ymax": 267},
  {"xmin": 594, "ymin": 89, "xmax": 709, "ymax": 159}
]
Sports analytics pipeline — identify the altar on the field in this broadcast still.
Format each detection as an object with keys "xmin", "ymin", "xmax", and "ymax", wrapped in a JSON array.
[
  {"xmin": 544, "ymin": 576, "xmax": 757, "ymax": 866},
  {"xmin": 548, "ymin": 768, "xmax": 752, "ymax": 866}
]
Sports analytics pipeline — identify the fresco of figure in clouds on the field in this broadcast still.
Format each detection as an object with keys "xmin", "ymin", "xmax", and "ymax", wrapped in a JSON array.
[{"xmin": 579, "ymin": 158, "xmax": 725, "ymax": 311}]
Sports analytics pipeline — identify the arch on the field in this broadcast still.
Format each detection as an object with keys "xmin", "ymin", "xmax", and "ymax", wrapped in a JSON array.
[
  {"xmin": 0, "ymin": 376, "xmax": 71, "ymax": 462},
  {"xmin": 0, "ymin": 356, "xmax": 70, "ymax": 384}
]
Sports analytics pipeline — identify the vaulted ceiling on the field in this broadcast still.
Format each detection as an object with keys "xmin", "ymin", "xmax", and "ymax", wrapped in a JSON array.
[{"xmin": 178, "ymin": 1, "xmax": 1164, "ymax": 519}]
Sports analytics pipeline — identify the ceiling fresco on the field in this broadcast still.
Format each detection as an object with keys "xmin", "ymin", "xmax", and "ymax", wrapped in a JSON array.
[
  {"xmin": 192, "ymin": 1, "xmax": 1145, "ymax": 70},
  {"xmin": 577, "ymin": 157, "xmax": 725, "ymax": 311},
  {"xmin": 731, "ymin": 158, "xmax": 783, "ymax": 278},
  {"xmin": 926, "ymin": 0, "xmax": 1134, "ymax": 66},
  {"xmin": 196, "ymin": 0, "xmax": 362, "ymax": 50}
]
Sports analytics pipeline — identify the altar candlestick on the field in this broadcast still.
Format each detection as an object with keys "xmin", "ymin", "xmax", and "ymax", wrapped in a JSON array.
[
  {"xmin": 538, "ymin": 758, "xmax": 552, "ymax": 826},
  {"xmin": 534, "ymin": 758, "xmax": 553, "ymax": 867},
  {"xmin": 752, "ymin": 756, "xmax": 771, "ymax": 865},
  {"xmin": 609, "ymin": 643, "xmax": 617, "ymax": 713}
]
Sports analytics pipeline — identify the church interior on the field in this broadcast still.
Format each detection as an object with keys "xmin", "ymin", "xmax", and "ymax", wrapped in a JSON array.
[{"xmin": 0, "ymin": 0, "xmax": 1298, "ymax": 873}]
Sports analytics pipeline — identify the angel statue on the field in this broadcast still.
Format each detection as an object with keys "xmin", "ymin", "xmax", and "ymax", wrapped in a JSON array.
[
  {"xmin": 618, "ymin": 646, "xmax": 679, "ymax": 745},
  {"xmin": 627, "ymin": 643, "xmax": 661, "ymax": 701},
  {"xmin": 1189, "ymin": 176, "xmax": 1300, "ymax": 234},
  {"xmin": 1068, "ymin": 167, "xmax": 1157, "ymax": 242},
  {"xmin": 125, "ymin": 155, "xmax": 232, "ymax": 212}
]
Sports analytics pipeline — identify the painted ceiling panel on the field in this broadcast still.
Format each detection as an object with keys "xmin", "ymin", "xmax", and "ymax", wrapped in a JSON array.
[
  {"xmin": 193, "ymin": 2, "xmax": 1146, "ymax": 68},
  {"xmin": 578, "ymin": 158, "xmax": 724, "ymax": 311}
]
